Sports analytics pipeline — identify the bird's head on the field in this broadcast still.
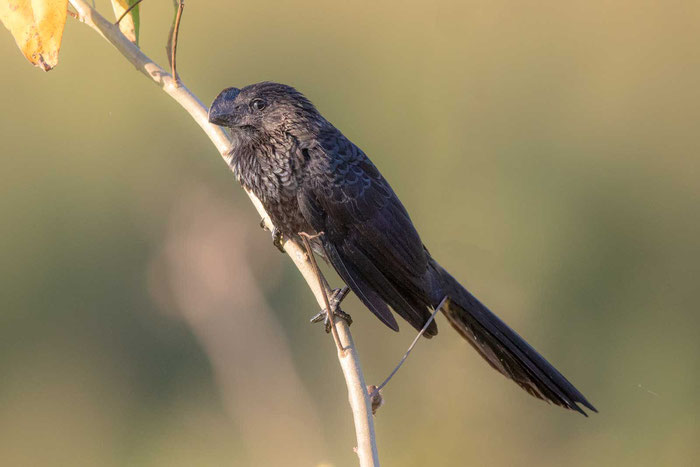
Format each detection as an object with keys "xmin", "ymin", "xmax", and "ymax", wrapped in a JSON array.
[{"xmin": 208, "ymin": 82, "xmax": 320, "ymax": 137}]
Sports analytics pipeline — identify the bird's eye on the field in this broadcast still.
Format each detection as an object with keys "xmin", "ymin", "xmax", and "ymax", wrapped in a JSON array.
[{"xmin": 250, "ymin": 98, "xmax": 267, "ymax": 111}]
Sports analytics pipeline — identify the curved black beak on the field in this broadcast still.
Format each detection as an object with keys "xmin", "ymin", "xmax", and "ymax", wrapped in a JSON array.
[{"xmin": 208, "ymin": 87, "xmax": 241, "ymax": 126}]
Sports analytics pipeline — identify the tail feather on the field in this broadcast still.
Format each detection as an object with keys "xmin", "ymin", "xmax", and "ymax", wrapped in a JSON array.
[{"xmin": 434, "ymin": 263, "xmax": 597, "ymax": 415}]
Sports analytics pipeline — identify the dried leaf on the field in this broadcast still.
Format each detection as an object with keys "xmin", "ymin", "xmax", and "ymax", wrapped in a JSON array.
[
  {"xmin": 110, "ymin": 0, "xmax": 139, "ymax": 45},
  {"xmin": 0, "ymin": 0, "xmax": 69, "ymax": 71}
]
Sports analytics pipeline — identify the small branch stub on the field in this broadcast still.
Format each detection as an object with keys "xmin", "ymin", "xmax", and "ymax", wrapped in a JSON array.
[{"xmin": 367, "ymin": 385, "xmax": 384, "ymax": 415}]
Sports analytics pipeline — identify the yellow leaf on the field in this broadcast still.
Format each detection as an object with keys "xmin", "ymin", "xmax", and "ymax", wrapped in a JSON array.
[
  {"xmin": 110, "ymin": 0, "xmax": 139, "ymax": 45},
  {"xmin": 0, "ymin": 0, "xmax": 68, "ymax": 71}
]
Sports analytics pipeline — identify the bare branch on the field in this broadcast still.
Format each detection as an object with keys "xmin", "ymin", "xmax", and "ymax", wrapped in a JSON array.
[
  {"xmin": 299, "ymin": 232, "xmax": 345, "ymax": 353},
  {"xmin": 67, "ymin": 0, "xmax": 380, "ymax": 465}
]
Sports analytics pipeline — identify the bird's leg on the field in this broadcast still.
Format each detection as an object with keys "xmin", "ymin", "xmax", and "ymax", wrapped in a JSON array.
[
  {"xmin": 310, "ymin": 286, "xmax": 352, "ymax": 333},
  {"xmin": 259, "ymin": 217, "xmax": 285, "ymax": 253}
]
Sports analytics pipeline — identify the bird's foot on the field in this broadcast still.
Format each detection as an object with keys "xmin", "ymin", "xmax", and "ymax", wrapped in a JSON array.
[
  {"xmin": 271, "ymin": 227, "xmax": 285, "ymax": 252},
  {"xmin": 260, "ymin": 217, "xmax": 285, "ymax": 253},
  {"xmin": 310, "ymin": 286, "xmax": 352, "ymax": 333}
]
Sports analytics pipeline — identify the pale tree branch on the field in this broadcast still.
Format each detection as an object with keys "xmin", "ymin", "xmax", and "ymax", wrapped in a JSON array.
[{"xmin": 66, "ymin": 0, "xmax": 379, "ymax": 465}]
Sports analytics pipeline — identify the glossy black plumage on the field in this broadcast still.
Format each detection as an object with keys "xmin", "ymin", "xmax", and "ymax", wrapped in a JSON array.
[{"xmin": 208, "ymin": 82, "xmax": 597, "ymax": 415}]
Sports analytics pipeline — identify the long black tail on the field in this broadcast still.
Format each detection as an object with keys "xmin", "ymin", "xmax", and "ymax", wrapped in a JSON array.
[{"xmin": 432, "ymin": 261, "xmax": 597, "ymax": 415}]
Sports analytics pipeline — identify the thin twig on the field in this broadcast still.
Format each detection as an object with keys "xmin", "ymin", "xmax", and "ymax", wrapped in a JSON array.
[
  {"xmin": 374, "ymin": 296, "xmax": 447, "ymax": 393},
  {"xmin": 170, "ymin": 0, "xmax": 184, "ymax": 86},
  {"xmin": 300, "ymin": 232, "xmax": 345, "ymax": 354},
  {"xmin": 67, "ymin": 1, "xmax": 379, "ymax": 465}
]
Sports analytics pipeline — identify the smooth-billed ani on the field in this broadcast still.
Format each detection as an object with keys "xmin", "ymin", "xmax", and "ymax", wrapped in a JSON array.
[{"xmin": 208, "ymin": 82, "xmax": 596, "ymax": 415}]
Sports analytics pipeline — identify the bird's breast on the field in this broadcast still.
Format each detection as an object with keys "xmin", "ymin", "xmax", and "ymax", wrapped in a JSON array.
[{"xmin": 231, "ymin": 142, "xmax": 312, "ymax": 239}]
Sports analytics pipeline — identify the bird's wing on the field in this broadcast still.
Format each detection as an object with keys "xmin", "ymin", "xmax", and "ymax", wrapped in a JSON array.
[{"xmin": 297, "ymin": 130, "xmax": 437, "ymax": 335}]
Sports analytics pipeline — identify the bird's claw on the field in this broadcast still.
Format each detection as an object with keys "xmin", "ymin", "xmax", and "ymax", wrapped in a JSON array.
[
  {"xmin": 260, "ymin": 217, "xmax": 285, "ymax": 253},
  {"xmin": 310, "ymin": 308, "xmax": 353, "ymax": 333},
  {"xmin": 271, "ymin": 227, "xmax": 285, "ymax": 253},
  {"xmin": 310, "ymin": 286, "xmax": 352, "ymax": 333}
]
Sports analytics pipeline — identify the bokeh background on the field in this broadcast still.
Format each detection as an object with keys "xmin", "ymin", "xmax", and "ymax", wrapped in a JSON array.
[{"xmin": 1, "ymin": 1, "xmax": 699, "ymax": 465}]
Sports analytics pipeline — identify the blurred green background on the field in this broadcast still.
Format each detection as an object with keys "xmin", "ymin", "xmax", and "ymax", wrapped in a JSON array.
[{"xmin": 1, "ymin": 1, "xmax": 699, "ymax": 466}]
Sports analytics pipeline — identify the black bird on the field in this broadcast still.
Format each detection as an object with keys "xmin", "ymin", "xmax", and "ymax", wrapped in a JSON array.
[{"xmin": 208, "ymin": 82, "xmax": 596, "ymax": 415}]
